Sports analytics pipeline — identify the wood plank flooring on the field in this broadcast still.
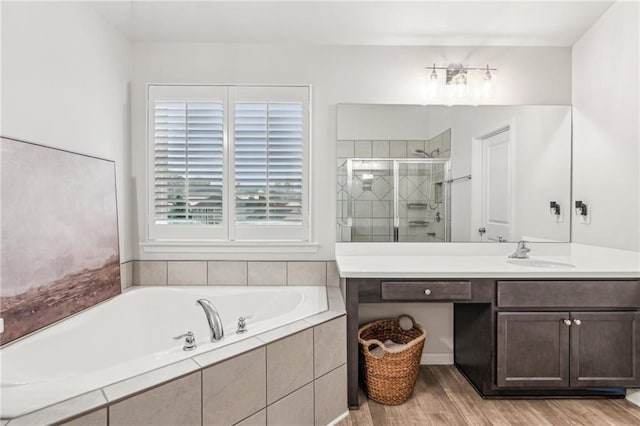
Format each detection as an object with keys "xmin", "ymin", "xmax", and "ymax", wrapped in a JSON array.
[{"xmin": 338, "ymin": 366, "xmax": 640, "ymax": 425}]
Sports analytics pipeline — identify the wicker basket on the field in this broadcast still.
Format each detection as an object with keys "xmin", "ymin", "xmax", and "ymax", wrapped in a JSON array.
[{"xmin": 358, "ymin": 315, "xmax": 426, "ymax": 405}]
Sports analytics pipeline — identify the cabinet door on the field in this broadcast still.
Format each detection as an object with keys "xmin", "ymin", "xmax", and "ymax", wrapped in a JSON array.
[
  {"xmin": 570, "ymin": 311, "xmax": 640, "ymax": 387},
  {"xmin": 497, "ymin": 312, "xmax": 570, "ymax": 388}
]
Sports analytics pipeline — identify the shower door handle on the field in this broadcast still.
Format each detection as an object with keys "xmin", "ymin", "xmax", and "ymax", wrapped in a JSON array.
[
  {"xmin": 478, "ymin": 227, "xmax": 486, "ymax": 235},
  {"xmin": 393, "ymin": 226, "xmax": 399, "ymax": 242}
]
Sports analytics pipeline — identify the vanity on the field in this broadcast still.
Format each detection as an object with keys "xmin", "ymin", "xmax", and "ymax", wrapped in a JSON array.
[{"xmin": 336, "ymin": 243, "xmax": 640, "ymax": 408}]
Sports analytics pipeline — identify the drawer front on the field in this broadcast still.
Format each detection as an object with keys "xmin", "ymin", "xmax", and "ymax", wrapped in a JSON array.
[
  {"xmin": 497, "ymin": 280, "xmax": 640, "ymax": 308},
  {"xmin": 381, "ymin": 281, "xmax": 471, "ymax": 301}
]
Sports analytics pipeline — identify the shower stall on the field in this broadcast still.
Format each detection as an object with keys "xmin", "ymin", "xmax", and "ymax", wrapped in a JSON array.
[{"xmin": 337, "ymin": 158, "xmax": 451, "ymax": 242}]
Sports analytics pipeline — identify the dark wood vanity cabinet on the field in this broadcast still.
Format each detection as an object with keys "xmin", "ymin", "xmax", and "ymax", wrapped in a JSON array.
[
  {"xmin": 496, "ymin": 311, "xmax": 640, "ymax": 389},
  {"xmin": 346, "ymin": 277, "xmax": 640, "ymax": 407}
]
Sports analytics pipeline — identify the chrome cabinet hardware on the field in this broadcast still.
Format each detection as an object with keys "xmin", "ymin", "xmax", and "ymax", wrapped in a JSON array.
[
  {"xmin": 174, "ymin": 331, "xmax": 197, "ymax": 351},
  {"xmin": 573, "ymin": 319, "xmax": 582, "ymax": 326},
  {"xmin": 424, "ymin": 289, "xmax": 432, "ymax": 296},
  {"xmin": 563, "ymin": 319, "xmax": 572, "ymax": 326}
]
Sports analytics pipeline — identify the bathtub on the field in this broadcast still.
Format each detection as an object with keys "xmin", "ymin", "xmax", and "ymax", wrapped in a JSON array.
[{"xmin": 0, "ymin": 286, "xmax": 328, "ymax": 418}]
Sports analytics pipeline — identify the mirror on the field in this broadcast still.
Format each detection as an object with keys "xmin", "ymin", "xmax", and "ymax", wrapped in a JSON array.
[{"xmin": 336, "ymin": 104, "xmax": 572, "ymax": 243}]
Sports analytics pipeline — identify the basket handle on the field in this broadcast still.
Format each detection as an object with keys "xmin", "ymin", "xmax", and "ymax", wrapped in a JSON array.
[
  {"xmin": 397, "ymin": 314, "xmax": 417, "ymax": 330},
  {"xmin": 361, "ymin": 338, "xmax": 387, "ymax": 359}
]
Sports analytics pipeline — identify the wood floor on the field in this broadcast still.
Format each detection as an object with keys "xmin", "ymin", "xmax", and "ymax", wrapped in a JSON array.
[{"xmin": 337, "ymin": 366, "xmax": 640, "ymax": 426}]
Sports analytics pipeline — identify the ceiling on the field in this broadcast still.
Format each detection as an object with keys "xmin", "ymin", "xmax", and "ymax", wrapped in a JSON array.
[{"xmin": 90, "ymin": 1, "xmax": 614, "ymax": 46}]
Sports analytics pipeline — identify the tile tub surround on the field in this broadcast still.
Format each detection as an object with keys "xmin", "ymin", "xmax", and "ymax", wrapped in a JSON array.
[
  {"xmin": 2, "ymin": 288, "xmax": 346, "ymax": 426},
  {"xmin": 130, "ymin": 260, "xmax": 340, "ymax": 288}
]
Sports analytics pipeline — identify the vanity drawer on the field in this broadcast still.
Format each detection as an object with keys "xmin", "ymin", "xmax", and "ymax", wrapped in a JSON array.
[
  {"xmin": 497, "ymin": 280, "xmax": 640, "ymax": 308},
  {"xmin": 381, "ymin": 281, "xmax": 471, "ymax": 301}
]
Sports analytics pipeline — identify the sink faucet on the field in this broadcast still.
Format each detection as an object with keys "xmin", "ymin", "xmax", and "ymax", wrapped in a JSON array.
[
  {"xmin": 196, "ymin": 299, "xmax": 224, "ymax": 341},
  {"xmin": 509, "ymin": 240, "xmax": 531, "ymax": 259}
]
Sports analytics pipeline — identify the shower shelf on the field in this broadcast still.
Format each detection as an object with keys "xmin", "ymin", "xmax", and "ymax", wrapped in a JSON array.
[
  {"xmin": 407, "ymin": 203, "xmax": 428, "ymax": 209},
  {"xmin": 408, "ymin": 220, "xmax": 431, "ymax": 226}
]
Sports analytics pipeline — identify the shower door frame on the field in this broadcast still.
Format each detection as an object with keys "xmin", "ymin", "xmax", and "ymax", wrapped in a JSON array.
[{"xmin": 346, "ymin": 158, "xmax": 451, "ymax": 242}]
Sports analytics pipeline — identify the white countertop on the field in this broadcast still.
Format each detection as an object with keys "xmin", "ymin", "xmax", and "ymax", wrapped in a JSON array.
[{"xmin": 335, "ymin": 243, "xmax": 640, "ymax": 279}]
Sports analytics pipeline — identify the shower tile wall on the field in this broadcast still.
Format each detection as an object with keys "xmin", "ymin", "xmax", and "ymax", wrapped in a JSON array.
[{"xmin": 337, "ymin": 130, "xmax": 451, "ymax": 242}]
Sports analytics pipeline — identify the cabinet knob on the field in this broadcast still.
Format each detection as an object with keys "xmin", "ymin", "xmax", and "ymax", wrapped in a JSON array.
[
  {"xmin": 563, "ymin": 319, "xmax": 572, "ymax": 326},
  {"xmin": 573, "ymin": 319, "xmax": 581, "ymax": 326},
  {"xmin": 424, "ymin": 289, "xmax": 432, "ymax": 296}
]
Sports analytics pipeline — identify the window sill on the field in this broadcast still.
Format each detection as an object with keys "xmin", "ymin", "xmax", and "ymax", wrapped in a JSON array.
[{"xmin": 140, "ymin": 240, "xmax": 320, "ymax": 254}]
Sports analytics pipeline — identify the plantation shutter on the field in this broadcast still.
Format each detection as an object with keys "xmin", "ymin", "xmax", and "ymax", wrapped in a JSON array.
[
  {"xmin": 231, "ymin": 86, "xmax": 309, "ymax": 241},
  {"xmin": 147, "ymin": 85, "xmax": 310, "ymax": 242},
  {"xmin": 148, "ymin": 85, "xmax": 228, "ymax": 240},
  {"xmin": 234, "ymin": 102, "xmax": 304, "ymax": 223}
]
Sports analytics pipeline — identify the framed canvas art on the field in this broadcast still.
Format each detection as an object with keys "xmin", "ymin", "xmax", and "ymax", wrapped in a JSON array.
[{"xmin": 1, "ymin": 137, "xmax": 121, "ymax": 345}]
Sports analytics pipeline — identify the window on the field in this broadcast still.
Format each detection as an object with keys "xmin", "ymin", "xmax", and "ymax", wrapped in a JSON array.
[{"xmin": 148, "ymin": 85, "xmax": 310, "ymax": 242}]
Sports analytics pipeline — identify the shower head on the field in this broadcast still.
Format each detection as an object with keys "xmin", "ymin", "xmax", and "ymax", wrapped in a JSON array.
[{"xmin": 414, "ymin": 148, "xmax": 440, "ymax": 158}]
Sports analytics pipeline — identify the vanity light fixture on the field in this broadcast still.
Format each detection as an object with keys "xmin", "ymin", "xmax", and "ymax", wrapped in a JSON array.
[
  {"xmin": 575, "ymin": 200, "xmax": 588, "ymax": 216},
  {"xmin": 424, "ymin": 64, "xmax": 497, "ymax": 102},
  {"xmin": 550, "ymin": 201, "xmax": 561, "ymax": 216}
]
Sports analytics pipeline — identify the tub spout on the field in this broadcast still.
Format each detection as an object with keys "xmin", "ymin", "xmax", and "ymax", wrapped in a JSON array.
[{"xmin": 196, "ymin": 299, "xmax": 224, "ymax": 342}]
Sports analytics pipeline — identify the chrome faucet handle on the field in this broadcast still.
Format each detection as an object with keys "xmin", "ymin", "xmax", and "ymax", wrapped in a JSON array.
[
  {"xmin": 508, "ymin": 240, "xmax": 531, "ymax": 259},
  {"xmin": 236, "ymin": 315, "xmax": 253, "ymax": 334},
  {"xmin": 174, "ymin": 331, "xmax": 197, "ymax": 351}
]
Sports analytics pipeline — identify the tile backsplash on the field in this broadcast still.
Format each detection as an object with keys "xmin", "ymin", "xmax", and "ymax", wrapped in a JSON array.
[{"xmin": 130, "ymin": 261, "xmax": 340, "ymax": 288}]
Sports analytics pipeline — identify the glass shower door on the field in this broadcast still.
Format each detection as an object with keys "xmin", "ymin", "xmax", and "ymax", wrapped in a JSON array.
[{"xmin": 394, "ymin": 159, "xmax": 450, "ymax": 242}]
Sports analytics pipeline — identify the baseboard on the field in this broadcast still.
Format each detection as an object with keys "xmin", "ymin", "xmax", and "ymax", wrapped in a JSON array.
[
  {"xmin": 327, "ymin": 410, "xmax": 350, "ymax": 426},
  {"xmin": 626, "ymin": 388, "xmax": 640, "ymax": 407},
  {"xmin": 420, "ymin": 353, "xmax": 454, "ymax": 365}
]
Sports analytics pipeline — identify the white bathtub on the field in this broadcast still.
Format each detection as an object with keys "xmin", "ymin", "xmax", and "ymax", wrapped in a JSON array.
[{"xmin": 0, "ymin": 286, "xmax": 328, "ymax": 418}]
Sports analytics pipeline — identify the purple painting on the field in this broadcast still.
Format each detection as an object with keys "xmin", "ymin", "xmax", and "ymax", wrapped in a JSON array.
[{"xmin": 1, "ymin": 137, "xmax": 121, "ymax": 345}]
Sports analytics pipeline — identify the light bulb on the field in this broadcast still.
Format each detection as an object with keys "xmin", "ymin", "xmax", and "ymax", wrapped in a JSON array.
[
  {"xmin": 427, "ymin": 64, "xmax": 439, "ymax": 99},
  {"xmin": 481, "ymin": 65, "xmax": 493, "ymax": 98},
  {"xmin": 454, "ymin": 70, "xmax": 467, "ymax": 99}
]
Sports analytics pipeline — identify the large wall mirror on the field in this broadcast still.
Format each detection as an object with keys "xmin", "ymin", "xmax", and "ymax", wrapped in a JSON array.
[{"xmin": 336, "ymin": 104, "xmax": 572, "ymax": 243}]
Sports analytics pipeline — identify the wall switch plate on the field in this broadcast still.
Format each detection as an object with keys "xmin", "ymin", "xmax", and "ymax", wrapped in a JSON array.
[{"xmin": 555, "ymin": 211, "xmax": 564, "ymax": 223}]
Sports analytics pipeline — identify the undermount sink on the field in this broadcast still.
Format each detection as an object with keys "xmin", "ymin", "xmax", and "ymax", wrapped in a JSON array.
[{"xmin": 506, "ymin": 258, "xmax": 576, "ymax": 269}]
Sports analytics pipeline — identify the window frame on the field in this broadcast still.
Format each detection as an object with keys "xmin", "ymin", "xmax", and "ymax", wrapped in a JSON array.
[{"xmin": 146, "ymin": 84, "xmax": 312, "ymax": 244}]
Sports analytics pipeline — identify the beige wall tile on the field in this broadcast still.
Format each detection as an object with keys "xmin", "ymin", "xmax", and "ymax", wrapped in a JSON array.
[
  {"xmin": 326, "ymin": 261, "xmax": 340, "ymax": 287},
  {"xmin": 314, "ymin": 317, "xmax": 347, "ymax": 378},
  {"xmin": 167, "ymin": 261, "xmax": 207, "ymax": 285},
  {"xmin": 266, "ymin": 329, "xmax": 313, "ymax": 404},
  {"xmin": 202, "ymin": 348, "xmax": 266, "ymax": 426},
  {"xmin": 59, "ymin": 409, "xmax": 107, "ymax": 426},
  {"xmin": 287, "ymin": 261, "xmax": 326, "ymax": 286},
  {"xmin": 314, "ymin": 365, "xmax": 348, "ymax": 426},
  {"xmin": 266, "ymin": 383, "xmax": 313, "ymax": 426},
  {"xmin": 248, "ymin": 262, "xmax": 287, "ymax": 286},
  {"xmin": 133, "ymin": 261, "xmax": 167, "ymax": 286},
  {"xmin": 208, "ymin": 261, "xmax": 247, "ymax": 286},
  {"xmin": 389, "ymin": 140, "xmax": 407, "ymax": 158},
  {"xmin": 109, "ymin": 372, "xmax": 201, "ymax": 426},
  {"xmin": 234, "ymin": 409, "xmax": 266, "ymax": 426}
]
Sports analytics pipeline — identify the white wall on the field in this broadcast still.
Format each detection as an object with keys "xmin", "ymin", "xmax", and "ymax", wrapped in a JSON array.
[
  {"xmin": 132, "ymin": 43, "xmax": 571, "ymax": 361},
  {"xmin": 132, "ymin": 44, "xmax": 571, "ymax": 260},
  {"xmin": 1, "ymin": 2, "xmax": 134, "ymax": 261},
  {"xmin": 572, "ymin": 1, "xmax": 640, "ymax": 251}
]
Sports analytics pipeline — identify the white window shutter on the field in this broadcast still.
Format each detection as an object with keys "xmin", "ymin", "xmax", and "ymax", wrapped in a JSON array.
[
  {"xmin": 148, "ymin": 85, "xmax": 228, "ymax": 240},
  {"xmin": 234, "ymin": 102, "xmax": 304, "ymax": 224}
]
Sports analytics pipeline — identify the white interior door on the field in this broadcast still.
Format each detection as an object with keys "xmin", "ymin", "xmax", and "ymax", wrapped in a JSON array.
[{"xmin": 480, "ymin": 128, "xmax": 513, "ymax": 242}]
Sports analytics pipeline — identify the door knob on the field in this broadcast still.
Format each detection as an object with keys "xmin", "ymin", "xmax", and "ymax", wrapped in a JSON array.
[
  {"xmin": 563, "ymin": 319, "xmax": 572, "ymax": 326},
  {"xmin": 573, "ymin": 319, "xmax": 581, "ymax": 326}
]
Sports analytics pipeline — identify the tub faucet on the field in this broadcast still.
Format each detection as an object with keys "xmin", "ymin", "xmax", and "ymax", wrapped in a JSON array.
[
  {"xmin": 196, "ymin": 299, "xmax": 224, "ymax": 342},
  {"xmin": 509, "ymin": 240, "xmax": 531, "ymax": 259}
]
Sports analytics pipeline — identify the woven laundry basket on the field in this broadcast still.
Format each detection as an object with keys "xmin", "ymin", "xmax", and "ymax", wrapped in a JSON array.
[{"xmin": 358, "ymin": 315, "xmax": 426, "ymax": 405}]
